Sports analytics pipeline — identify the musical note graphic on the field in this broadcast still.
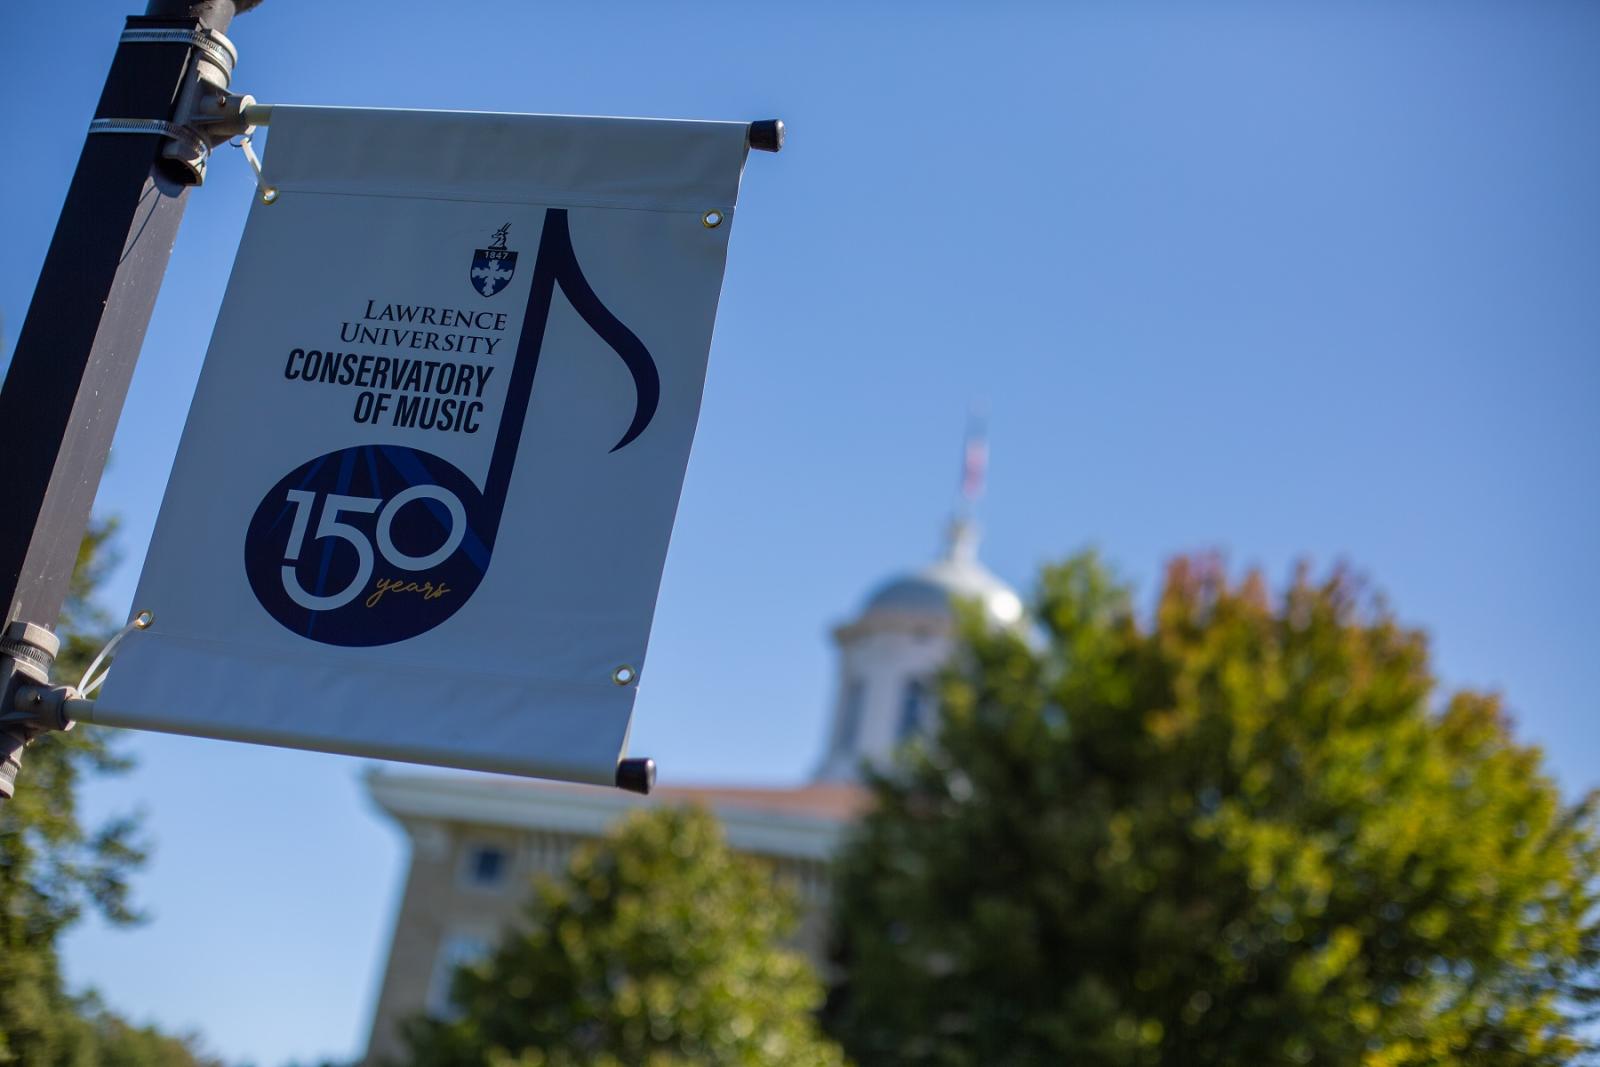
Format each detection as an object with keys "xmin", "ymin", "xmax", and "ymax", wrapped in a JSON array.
[{"xmin": 243, "ymin": 209, "xmax": 660, "ymax": 647}]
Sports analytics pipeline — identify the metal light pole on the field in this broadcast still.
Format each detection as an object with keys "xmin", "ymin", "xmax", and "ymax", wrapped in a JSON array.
[{"xmin": 0, "ymin": 0, "xmax": 259, "ymax": 799}]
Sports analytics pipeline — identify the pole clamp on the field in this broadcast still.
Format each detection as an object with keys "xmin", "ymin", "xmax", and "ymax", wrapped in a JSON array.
[
  {"xmin": 88, "ymin": 117, "xmax": 213, "ymax": 170},
  {"xmin": 86, "ymin": 23, "xmax": 255, "ymax": 187},
  {"xmin": 118, "ymin": 26, "xmax": 238, "ymax": 80},
  {"xmin": 0, "ymin": 621, "xmax": 68, "ymax": 801}
]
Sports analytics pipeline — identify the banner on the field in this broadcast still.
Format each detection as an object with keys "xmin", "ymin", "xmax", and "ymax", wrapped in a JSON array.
[{"xmin": 94, "ymin": 107, "xmax": 752, "ymax": 786}]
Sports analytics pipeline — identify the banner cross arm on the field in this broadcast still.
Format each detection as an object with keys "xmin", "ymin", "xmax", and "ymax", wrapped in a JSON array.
[{"xmin": 239, "ymin": 105, "xmax": 785, "ymax": 153}]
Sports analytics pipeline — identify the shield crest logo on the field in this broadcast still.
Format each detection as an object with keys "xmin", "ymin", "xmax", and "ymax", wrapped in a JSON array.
[{"xmin": 470, "ymin": 223, "xmax": 517, "ymax": 297}]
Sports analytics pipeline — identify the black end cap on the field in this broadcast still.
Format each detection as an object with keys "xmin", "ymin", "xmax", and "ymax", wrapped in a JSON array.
[
  {"xmin": 615, "ymin": 757, "xmax": 657, "ymax": 795},
  {"xmin": 749, "ymin": 119, "xmax": 785, "ymax": 153}
]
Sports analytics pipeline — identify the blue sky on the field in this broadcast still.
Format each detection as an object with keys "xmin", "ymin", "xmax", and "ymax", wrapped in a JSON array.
[{"xmin": 2, "ymin": 1, "xmax": 1597, "ymax": 1063}]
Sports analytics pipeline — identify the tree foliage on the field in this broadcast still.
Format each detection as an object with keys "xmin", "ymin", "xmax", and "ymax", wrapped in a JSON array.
[
  {"xmin": 0, "ymin": 520, "xmax": 217, "ymax": 1066},
  {"xmin": 830, "ymin": 552, "xmax": 1600, "ymax": 1066},
  {"xmin": 402, "ymin": 805, "xmax": 847, "ymax": 1067}
]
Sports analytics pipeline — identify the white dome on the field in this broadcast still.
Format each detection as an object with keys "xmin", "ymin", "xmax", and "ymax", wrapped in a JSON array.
[{"xmin": 858, "ymin": 519, "xmax": 1023, "ymax": 628}]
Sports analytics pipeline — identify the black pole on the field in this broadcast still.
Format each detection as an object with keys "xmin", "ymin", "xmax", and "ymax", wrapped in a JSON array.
[{"xmin": 0, "ymin": 0, "xmax": 244, "ymax": 798}]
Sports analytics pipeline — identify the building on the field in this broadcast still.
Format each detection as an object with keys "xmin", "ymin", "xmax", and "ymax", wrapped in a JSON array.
[{"xmin": 360, "ymin": 511, "xmax": 1021, "ymax": 1064}]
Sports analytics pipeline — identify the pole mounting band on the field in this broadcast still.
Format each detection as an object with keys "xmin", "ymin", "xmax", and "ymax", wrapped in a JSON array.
[
  {"xmin": 0, "ymin": 633, "xmax": 53, "ymax": 677},
  {"xmin": 119, "ymin": 26, "xmax": 238, "ymax": 81},
  {"xmin": 88, "ymin": 117, "xmax": 212, "ymax": 169}
]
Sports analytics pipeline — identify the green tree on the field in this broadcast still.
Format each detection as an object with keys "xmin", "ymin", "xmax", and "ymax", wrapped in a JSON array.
[
  {"xmin": 829, "ymin": 552, "xmax": 1600, "ymax": 1066},
  {"xmin": 402, "ymin": 806, "xmax": 848, "ymax": 1067},
  {"xmin": 0, "ymin": 520, "xmax": 218, "ymax": 1066},
  {"xmin": 77, "ymin": 993, "xmax": 220, "ymax": 1067}
]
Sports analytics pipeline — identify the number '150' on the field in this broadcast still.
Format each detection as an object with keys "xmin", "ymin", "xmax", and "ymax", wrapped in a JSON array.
[{"xmin": 278, "ymin": 486, "xmax": 467, "ymax": 611}]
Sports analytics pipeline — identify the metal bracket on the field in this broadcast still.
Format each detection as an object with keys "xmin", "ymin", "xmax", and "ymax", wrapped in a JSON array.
[
  {"xmin": 87, "ymin": 24, "xmax": 255, "ymax": 187},
  {"xmin": 5, "ymin": 685, "xmax": 78, "ymax": 735},
  {"xmin": 0, "ymin": 621, "xmax": 73, "ymax": 800}
]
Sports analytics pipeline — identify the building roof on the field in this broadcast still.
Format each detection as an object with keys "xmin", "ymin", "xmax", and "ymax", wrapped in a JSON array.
[
  {"xmin": 654, "ymin": 781, "xmax": 871, "ymax": 820},
  {"xmin": 368, "ymin": 770, "xmax": 870, "ymax": 861}
]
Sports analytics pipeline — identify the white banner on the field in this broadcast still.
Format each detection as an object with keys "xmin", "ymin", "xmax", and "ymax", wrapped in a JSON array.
[{"xmin": 95, "ymin": 107, "xmax": 752, "ymax": 786}]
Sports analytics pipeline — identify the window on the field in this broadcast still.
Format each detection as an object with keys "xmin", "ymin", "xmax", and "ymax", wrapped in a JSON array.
[
  {"xmin": 897, "ymin": 678, "xmax": 926, "ymax": 741},
  {"xmin": 426, "ymin": 930, "xmax": 492, "ymax": 1018},
  {"xmin": 835, "ymin": 679, "xmax": 866, "ymax": 752},
  {"xmin": 460, "ymin": 843, "xmax": 509, "ymax": 890}
]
